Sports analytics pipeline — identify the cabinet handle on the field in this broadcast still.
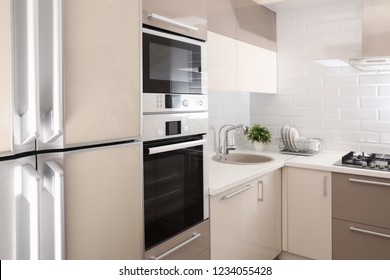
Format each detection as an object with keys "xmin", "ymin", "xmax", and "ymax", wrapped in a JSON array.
[
  {"xmin": 349, "ymin": 178, "xmax": 390, "ymax": 187},
  {"xmin": 350, "ymin": 226, "xmax": 390, "ymax": 239},
  {"xmin": 222, "ymin": 184, "xmax": 254, "ymax": 200},
  {"xmin": 148, "ymin": 13, "xmax": 199, "ymax": 32},
  {"xmin": 149, "ymin": 233, "xmax": 201, "ymax": 260},
  {"xmin": 323, "ymin": 176, "xmax": 327, "ymax": 197},
  {"xmin": 258, "ymin": 180, "xmax": 264, "ymax": 202}
]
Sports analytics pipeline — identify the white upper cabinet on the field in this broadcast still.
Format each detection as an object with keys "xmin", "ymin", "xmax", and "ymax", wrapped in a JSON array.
[
  {"xmin": 207, "ymin": 0, "xmax": 277, "ymax": 94},
  {"xmin": 143, "ymin": 0, "xmax": 208, "ymax": 41}
]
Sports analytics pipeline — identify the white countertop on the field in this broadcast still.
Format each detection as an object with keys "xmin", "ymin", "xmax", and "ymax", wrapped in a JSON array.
[
  {"xmin": 208, "ymin": 150, "xmax": 295, "ymax": 196},
  {"xmin": 209, "ymin": 150, "xmax": 390, "ymax": 196}
]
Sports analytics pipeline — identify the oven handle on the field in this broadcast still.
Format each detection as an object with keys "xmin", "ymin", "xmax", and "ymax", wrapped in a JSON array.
[
  {"xmin": 147, "ymin": 139, "xmax": 206, "ymax": 155},
  {"xmin": 150, "ymin": 233, "xmax": 202, "ymax": 260}
]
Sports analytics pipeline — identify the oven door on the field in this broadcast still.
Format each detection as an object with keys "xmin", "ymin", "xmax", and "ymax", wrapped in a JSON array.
[
  {"xmin": 143, "ymin": 135, "xmax": 208, "ymax": 250},
  {"xmin": 143, "ymin": 28, "xmax": 206, "ymax": 95}
]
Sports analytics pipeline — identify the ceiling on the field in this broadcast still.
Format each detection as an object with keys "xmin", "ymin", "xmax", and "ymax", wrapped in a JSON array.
[{"xmin": 258, "ymin": 0, "xmax": 359, "ymax": 13}]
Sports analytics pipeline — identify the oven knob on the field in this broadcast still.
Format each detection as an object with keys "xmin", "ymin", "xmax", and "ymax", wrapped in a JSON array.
[{"xmin": 182, "ymin": 100, "xmax": 189, "ymax": 107}]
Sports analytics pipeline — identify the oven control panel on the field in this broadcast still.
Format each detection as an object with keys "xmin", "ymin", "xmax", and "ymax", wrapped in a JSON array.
[{"xmin": 143, "ymin": 93, "xmax": 208, "ymax": 113}]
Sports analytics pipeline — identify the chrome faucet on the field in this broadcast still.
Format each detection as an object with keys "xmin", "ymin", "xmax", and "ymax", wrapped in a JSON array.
[{"xmin": 218, "ymin": 124, "xmax": 249, "ymax": 159}]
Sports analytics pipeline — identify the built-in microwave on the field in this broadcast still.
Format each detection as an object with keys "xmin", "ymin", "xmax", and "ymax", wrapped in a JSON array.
[{"xmin": 143, "ymin": 27, "xmax": 207, "ymax": 95}]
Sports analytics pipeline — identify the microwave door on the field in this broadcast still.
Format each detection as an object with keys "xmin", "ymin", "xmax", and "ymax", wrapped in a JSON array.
[{"xmin": 143, "ymin": 28, "xmax": 204, "ymax": 95}]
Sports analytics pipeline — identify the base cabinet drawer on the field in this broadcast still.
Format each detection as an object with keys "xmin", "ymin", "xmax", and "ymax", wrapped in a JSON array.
[
  {"xmin": 333, "ymin": 219, "xmax": 390, "ymax": 260},
  {"xmin": 144, "ymin": 220, "xmax": 210, "ymax": 260},
  {"xmin": 333, "ymin": 173, "xmax": 390, "ymax": 229}
]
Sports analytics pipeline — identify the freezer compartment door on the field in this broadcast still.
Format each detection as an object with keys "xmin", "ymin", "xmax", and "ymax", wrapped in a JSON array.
[
  {"xmin": 0, "ymin": 156, "xmax": 39, "ymax": 260},
  {"xmin": 38, "ymin": 142, "xmax": 143, "ymax": 259},
  {"xmin": 37, "ymin": 0, "xmax": 141, "ymax": 150},
  {"xmin": 39, "ymin": 159, "xmax": 65, "ymax": 260}
]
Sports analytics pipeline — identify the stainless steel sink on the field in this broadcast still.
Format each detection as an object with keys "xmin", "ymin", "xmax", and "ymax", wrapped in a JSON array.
[{"xmin": 212, "ymin": 153, "xmax": 274, "ymax": 165}]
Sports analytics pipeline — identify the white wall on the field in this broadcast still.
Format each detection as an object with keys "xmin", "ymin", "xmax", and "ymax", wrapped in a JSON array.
[
  {"xmin": 250, "ymin": 0, "xmax": 390, "ymax": 153},
  {"xmin": 208, "ymin": 90, "xmax": 251, "ymax": 152}
]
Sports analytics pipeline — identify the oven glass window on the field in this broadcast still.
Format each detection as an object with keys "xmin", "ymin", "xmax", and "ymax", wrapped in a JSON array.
[
  {"xmin": 143, "ymin": 32, "xmax": 202, "ymax": 94},
  {"xmin": 143, "ymin": 141, "xmax": 204, "ymax": 250}
]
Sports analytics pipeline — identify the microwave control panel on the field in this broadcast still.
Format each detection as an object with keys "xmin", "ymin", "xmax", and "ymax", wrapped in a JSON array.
[{"xmin": 143, "ymin": 93, "xmax": 208, "ymax": 113}]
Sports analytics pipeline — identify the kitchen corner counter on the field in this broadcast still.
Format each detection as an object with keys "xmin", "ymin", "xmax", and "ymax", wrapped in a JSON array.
[
  {"xmin": 208, "ymin": 150, "xmax": 295, "ymax": 196},
  {"xmin": 209, "ymin": 150, "xmax": 390, "ymax": 196}
]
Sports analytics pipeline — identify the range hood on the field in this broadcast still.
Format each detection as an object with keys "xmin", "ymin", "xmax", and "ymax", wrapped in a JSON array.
[{"xmin": 349, "ymin": 0, "xmax": 390, "ymax": 71}]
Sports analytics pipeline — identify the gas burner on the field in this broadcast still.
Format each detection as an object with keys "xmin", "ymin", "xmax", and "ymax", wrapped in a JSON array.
[{"xmin": 335, "ymin": 151, "xmax": 390, "ymax": 172}]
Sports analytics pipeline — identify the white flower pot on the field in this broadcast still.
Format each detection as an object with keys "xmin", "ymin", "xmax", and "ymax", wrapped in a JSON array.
[{"xmin": 253, "ymin": 142, "xmax": 265, "ymax": 151}]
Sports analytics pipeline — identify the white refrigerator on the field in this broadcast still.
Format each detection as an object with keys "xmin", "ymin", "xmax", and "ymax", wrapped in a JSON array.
[{"xmin": 0, "ymin": 0, "xmax": 142, "ymax": 260}]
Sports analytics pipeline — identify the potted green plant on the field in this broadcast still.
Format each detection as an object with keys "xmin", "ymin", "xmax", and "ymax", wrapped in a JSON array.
[{"xmin": 247, "ymin": 124, "xmax": 272, "ymax": 151}]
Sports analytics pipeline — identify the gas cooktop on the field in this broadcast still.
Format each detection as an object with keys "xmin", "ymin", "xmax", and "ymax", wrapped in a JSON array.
[{"xmin": 334, "ymin": 151, "xmax": 390, "ymax": 172}]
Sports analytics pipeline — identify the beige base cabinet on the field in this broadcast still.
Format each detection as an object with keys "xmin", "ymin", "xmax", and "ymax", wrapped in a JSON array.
[
  {"xmin": 285, "ymin": 167, "xmax": 332, "ymax": 260},
  {"xmin": 210, "ymin": 169, "xmax": 281, "ymax": 259},
  {"xmin": 332, "ymin": 173, "xmax": 390, "ymax": 259}
]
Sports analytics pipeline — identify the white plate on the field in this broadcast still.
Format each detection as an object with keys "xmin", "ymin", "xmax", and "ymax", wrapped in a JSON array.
[
  {"xmin": 282, "ymin": 125, "xmax": 291, "ymax": 150},
  {"xmin": 289, "ymin": 127, "xmax": 299, "ymax": 151}
]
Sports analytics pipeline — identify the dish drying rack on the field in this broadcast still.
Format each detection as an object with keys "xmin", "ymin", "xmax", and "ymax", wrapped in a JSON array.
[{"xmin": 278, "ymin": 138, "xmax": 322, "ymax": 156}]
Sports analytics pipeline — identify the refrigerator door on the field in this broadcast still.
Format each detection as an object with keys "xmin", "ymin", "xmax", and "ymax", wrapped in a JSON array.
[
  {"xmin": 37, "ymin": 0, "xmax": 141, "ymax": 150},
  {"xmin": 11, "ymin": 0, "xmax": 40, "ymax": 152},
  {"xmin": 0, "ymin": 0, "xmax": 12, "ymax": 156},
  {"xmin": 0, "ymin": 156, "xmax": 39, "ymax": 260},
  {"xmin": 37, "ymin": 142, "xmax": 143, "ymax": 260}
]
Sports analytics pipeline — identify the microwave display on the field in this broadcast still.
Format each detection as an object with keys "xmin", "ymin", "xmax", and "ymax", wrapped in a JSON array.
[{"xmin": 166, "ymin": 121, "xmax": 181, "ymax": 136}]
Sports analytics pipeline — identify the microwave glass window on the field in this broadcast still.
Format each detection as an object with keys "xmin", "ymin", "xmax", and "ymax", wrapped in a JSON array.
[
  {"xmin": 150, "ymin": 43, "xmax": 191, "ymax": 83},
  {"xmin": 143, "ymin": 32, "xmax": 203, "ymax": 94}
]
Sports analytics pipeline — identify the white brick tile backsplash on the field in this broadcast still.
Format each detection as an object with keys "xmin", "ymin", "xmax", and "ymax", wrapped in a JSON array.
[
  {"xmin": 360, "ymin": 97, "xmax": 390, "ymax": 109},
  {"xmin": 379, "ymin": 86, "xmax": 390, "ymax": 96},
  {"xmin": 307, "ymin": 108, "xmax": 340, "ymax": 118},
  {"xmin": 380, "ymin": 133, "xmax": 390, "ymax": 144},
  {"xmin": 323, "ymin": 75, "xmax": 358, "ymax": 86},
  {"xmin": 341, "ymin": 131, "xmax": 379, "ymax": 143},
  {"xmin": 307, "ymin": 87, "xmax": 339, "ymax": 96},
  {"xmin": 359, "ymin": 74, "xmax": 390, "ymax": 85},
  {"xmin": 292, "ymin": 97, "xmax": 323, "ymax": 107},
  {"xmin": 340, "ymin": 86, "xmax": 376, "ymax": 96},
  {"xmin": 341, "ymin": 109, "xmax": 377, "ymax": 120},
  {"xmin": 324, "ymin": 119, "xmax": 360, "ymax": 130},
  {"xmin": 361, "ymin": 121, "xmax": 390, "ymax": 132},
  {"xmin": 324, "ymin": 97, "xmax": 359, "ymax": 108},
  {"xmin": 379, "ymin": 110, "xmax": 390, "ymax": 121}
]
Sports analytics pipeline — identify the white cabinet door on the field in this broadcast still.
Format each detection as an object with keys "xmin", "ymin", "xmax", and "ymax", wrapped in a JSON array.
[
  {"xmin": 0, "ymin": 0, "xmax": 12, "ymax": 155},
  {"xmin": 257, "ymin": 169, "xmax": 282, "ymax": 259},
  {"xmin": 207, "ymin": 31, "xmax": 237, "ymax": 92},
  {"xmin": 286, "ymin": 167, "xmax": 332, "ymax": 260},
  {"xmin": 237, "ymin": 41, "xmax": 277, "ymax": 94},
  {"xmin": 210, "ymin": 180, "xmax": 258, "ymax": 259}
]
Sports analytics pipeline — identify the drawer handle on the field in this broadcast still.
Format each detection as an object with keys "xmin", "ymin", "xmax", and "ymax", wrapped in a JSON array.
[
  {"xmin": 350, "ymin": 226, "xmax": 390, "ymax": 239},
  {"xmin": 148, "ymin": 13, "xmax": 199, "ymax": 32},
  {"xmin": 222, "ymin": 184, "xmax": 254, "ymax": 200},
  {"xmin": 349, "ymin": 178, "xmax": 390, "ymax": 187},
  {"xmin": 149, "ymin": 233, "xmax": 201, "ymax": 260}
]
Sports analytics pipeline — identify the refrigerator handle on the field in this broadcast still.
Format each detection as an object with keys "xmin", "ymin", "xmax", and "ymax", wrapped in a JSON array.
[
  {"xmin": 43, "ymin": 161, "xmax": 65, "ymax": 260},
  {"xmin": 42, "ymin": 0, "xmax": 63, "ymax": 143},
  {"xmin": 16, "ymin": 164, "xmax": 41, "ymax": 260},
  {"xmin": 20, "ymin": 0, "xmax": 40, "ymax": 145}
]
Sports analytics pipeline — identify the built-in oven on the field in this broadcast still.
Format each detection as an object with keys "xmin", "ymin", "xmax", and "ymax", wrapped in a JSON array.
[
  {"xmin": 143, "ymin": 134, "xmax": 208, "ymax": 250},
  {"xmin": 143, "ymin": 92, "xmax": 209, "ymax": 259},
  {"xmin": 143, "ymin": 27, "xmax": 207, "ymax": 95}
]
